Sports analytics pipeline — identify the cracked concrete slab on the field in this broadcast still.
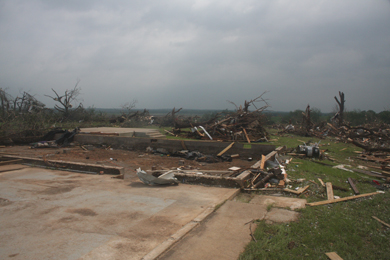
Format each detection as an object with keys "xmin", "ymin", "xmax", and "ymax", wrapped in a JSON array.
[
  {"xmin": 0, "ymin": 166, "xmax": 237, "ymax": 260},
  {"xmin": 159, "ymin": 200, "xmax": 268, "ymax": 260}
]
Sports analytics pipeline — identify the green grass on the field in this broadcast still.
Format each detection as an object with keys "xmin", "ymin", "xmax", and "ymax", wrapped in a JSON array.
[
  {"xmin": 240, "ymin": 193, "xmax": 390, "ymax": 260},
  {"xmin": 239, "ymin": 129, "xmax": 390, "ymax": 260}
]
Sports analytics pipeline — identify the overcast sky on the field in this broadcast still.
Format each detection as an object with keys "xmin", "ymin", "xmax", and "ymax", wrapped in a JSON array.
[{"xmin": 1, "ymin": 0, "xmax": 389, "ymax": 112}]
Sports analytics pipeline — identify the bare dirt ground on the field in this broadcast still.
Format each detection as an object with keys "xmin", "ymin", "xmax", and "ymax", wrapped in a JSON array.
[{"xmin": 2, "ymin": 145, "xmax": 256, "ymax": 176}]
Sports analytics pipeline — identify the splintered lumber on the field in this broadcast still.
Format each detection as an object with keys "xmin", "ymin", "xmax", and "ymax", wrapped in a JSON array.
[
  {"xmin": 318, "ymin": 178, "xmax": 325, "ymax": 187},
  {"xmin": 284, "ymin": 185, "xmax": 309, "ymax": 195},
  {"xmin": 164, "ymin": 130, "xmax": 176, "ymax": 136},
  {"xmin": 253, "ymin": 173, "xmax": 274, "ymax": 188},
  {"xmin": 252, "ymin": 148, "xmax": 283, "ymax": 169},
  {"xmin": 347, "ymin": 178, "xmax": 360, "ymax": 195},
  {"xmin": 243, "ymin": 128, "xmax": 251, "ymax": 143},
  {"xmin": 325, "ymin": 252, "xmax": 343, "ymax": 260},
  {"xmin": 231, "ymin": 154, "xmax": 239, "ymax": 158},
  {"xmin": 260, "ymin": 155, "xmax": 266, "ymax": 170},
  {"xmin": 326, "ymin": 182, "xmax": 334, "ymax": 200},
  {"xmin": 352, "ymin": 168, "xmax": 383, "ymax": 178},
  {"xmin": 0, "ymin": 159, "xmax": 23, "ymax": 166},
  {"xmin": 306, "ymin": 192, "xmax": 380, "ymax": 206},
  {"xmin": 372, "ymin": 216, "xmax": 390, "ymax": 228},
  {"xmin": 381, "ymin": 171, "xmax": 390, "ymax": 177},
  {"xmin": 251, "ymin": 172, "xmax": 262, "ymax": 186},
  {"xmin": 217, "ymin": 142, "xmax": 235, "ymax": 156}
]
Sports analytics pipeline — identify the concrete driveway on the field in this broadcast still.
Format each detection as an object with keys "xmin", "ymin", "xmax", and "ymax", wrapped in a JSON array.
[{"xmin": 0, "ymin": 166, "xmax": 237, "ymax": 260}]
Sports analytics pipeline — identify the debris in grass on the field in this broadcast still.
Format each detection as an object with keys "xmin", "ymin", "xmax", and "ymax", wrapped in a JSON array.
[
  {"xmin": 372, "ymin": 216, "xmax": 390, "ymax": 228},
  {"xmin": 325, "ymin": 252, "xmax": 344, "ymax": 260},
  {"xmin": 306, "ymin": 192, "xmax": 381, "ymax": 206}
]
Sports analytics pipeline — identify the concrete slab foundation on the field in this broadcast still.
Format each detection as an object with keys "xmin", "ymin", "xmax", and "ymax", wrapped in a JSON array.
[
  {"xmin": 159, "ymin": 201, "xmax": 268, "ymax": 260},
  {"xmin": 0, "ymin": 166, "xmax": 238, "ymax": 260}
]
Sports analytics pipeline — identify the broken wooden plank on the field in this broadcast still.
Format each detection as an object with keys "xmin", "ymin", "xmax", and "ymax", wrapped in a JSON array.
[
  {"xmin": 325, "ymin": 252, "xmax": 343, "ymax": 260},
  {"xmin": 164, "ymin": 130, "xmax": 176, "ymax": 136},
  {"xmin": 243, "ymin": 128, "xmax": 251, "ymax": 143},
  {"xmin": 372, "ymin": 216, "xmax": 390, "ymax": 228},
  {"xmin": 217, "ymin": 142, "xmax": 235, "ymax": 157},
  {"xmin": 381, "ymin": 171, "xmax": 390, "ymax": 177},
  {"xmin": 284, "ymin": 185, "xmax": 309, "ymax": 195},
  {"xmin": 0, "ymin": 159, "xmax": 23, "ymax": 166},
  {"xmin": 260, "ymin": 155, "xmax": 266, "ymax": 170},
  {"xmin": 352, "ymin": 168, "xmax": 383, "ymax": 178},
  {"xmin": 253, "ymin": 173, "xmax": 274, "ymax": 188},
  {"xmin": 307, "ymin": 192, "xmax": 380, "ymax": 206},
  {"xmin": 231, "ymin": 154, "xmax": 239, "ymax": 158},
  {"xmin": 326, "ymin": 182, "xmax": 334, "ymax": 200},
  {"xmin": 318, "ymin": 178, "xmax": 325, "ymax": 187},
  {"xmin": 348, "ymin": 178, "xmax": 360, "ymax": 195}
]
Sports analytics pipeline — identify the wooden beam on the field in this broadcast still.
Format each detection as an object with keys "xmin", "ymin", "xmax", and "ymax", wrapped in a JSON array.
[
  {"xmin": 217, "ymin": 142, "xmax": 235, "ymax": 156},
  {"xmin": 260, "ymin": 155, "xmax": 266, "ymax": 170},
  {"xmin": 347, "ymin": 178, "xmax": 360, "ymax": 195},
  {"xmin": 326, "ymin": 182, "xmax": 334, "ymax": 200},
  {"xmin": 372, "ymin": 216, "xmax": 390, "ymax": 228},
  {"xmin": 318, "ymin": 178, "xmax": 325, "ymax": 187},
  {"xmin": 243, "ymin": 128, "xmax": 251, "ymax": 143},
  {"xmin": 325, "ymin": 252, "xmax": 343, "ymax": 260},
  {"xmin": 307, "ymin": 192, "xmax": 380, "ymax": 206},
  {"xmin": 284, "ymin": 185, "xmax": 309, "ymax": 195}
]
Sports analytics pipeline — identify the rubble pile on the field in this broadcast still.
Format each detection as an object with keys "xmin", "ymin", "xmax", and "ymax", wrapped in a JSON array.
[
  {"xmin": 330, "ymin": 124, "xmax": 390, "ymax": 152},
  {"xmin": 165, "ymin": 94, "xmax": 270, "ymax": 142}
]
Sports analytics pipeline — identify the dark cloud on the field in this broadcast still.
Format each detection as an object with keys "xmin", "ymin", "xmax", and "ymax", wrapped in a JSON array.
[{"xmin": 0, "ymin": 0, "xmax": 389, "ymax": 112}]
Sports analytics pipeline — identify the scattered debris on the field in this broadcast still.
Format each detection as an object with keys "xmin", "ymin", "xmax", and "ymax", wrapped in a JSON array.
[
  {"xmin": 306, "ymin": 192, "xmax": 381, "ymax": 206},
  {"xmin": 347, "ymin": 178, "xmax": 360, "ymax": 195},
  {"xmin": 325, "ymin": 251, "xmax": 344, "ymax": 260},
  {"xmin": 372, "ymin": 216, "xmax": 390, "ymax": 228},
  {"xmin": 136, "ymin": 168, "xmax": 179, "ymax": 185}
]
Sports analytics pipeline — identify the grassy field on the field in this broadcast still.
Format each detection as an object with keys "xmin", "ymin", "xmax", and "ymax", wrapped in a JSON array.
[{"xmin": 239, "ymin": 129, "xmax": 390, "ymax": 260}]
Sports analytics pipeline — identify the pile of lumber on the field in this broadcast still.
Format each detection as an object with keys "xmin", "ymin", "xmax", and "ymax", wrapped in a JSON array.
[{"xmin": 166, "ymin": 93, "xmax": 270, "ymax": 141}]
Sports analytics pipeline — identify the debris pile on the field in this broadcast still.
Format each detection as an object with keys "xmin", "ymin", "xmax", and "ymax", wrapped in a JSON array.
[
  {"xmin": 162, "ymin": 93, "xmax": 270, "ymax": 141},
  {"xmin": 242, "ymin": 150, "xmax": 289, "ymax": 189},
  {"xmin": 145, "ymin": 146, "xmax": 233, "ymax": 163}
]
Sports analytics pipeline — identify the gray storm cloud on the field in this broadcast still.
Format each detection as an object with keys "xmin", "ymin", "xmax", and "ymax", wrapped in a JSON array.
[{"xmin": 1, "ymin": 0, "xmax": 389, "ymax": 112}]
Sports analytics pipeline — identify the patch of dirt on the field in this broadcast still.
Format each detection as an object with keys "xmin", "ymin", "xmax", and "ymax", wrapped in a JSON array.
[
  {"xmin": 1, "ymin": 145, "xmax": 256, "ymax": 174},
  {"xmin": 0, "ymin": 197, "xmax": 12, "ymax": 207},
  {"xmin": 67, "ymin": 208, "xmax": 97, "ymax": 216},
  {"xmin": 39, "ymin": 186, "xmax": 75, "ymax": 195}
]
